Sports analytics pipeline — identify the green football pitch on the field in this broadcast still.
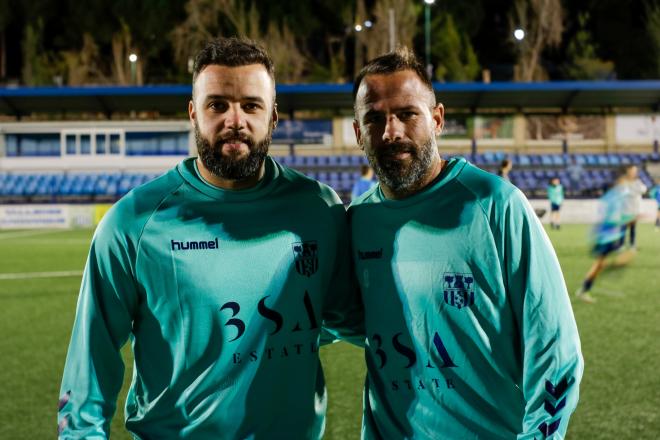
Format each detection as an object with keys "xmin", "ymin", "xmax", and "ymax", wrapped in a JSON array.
[{"xmin": 1, "ymin": 225, "xmax": 659, "ymax": 439}]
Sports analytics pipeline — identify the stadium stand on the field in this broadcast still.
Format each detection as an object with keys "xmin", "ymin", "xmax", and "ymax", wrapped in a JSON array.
[{"xmin": 1, "ymin": 152, "xmax": 657, "ymax": 203}]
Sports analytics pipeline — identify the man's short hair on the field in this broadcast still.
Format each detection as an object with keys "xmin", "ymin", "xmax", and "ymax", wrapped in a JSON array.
[
  {"xmin": 352, "ymin": 46, "xmax": 434, "ymax": 104},
  {"xmin": 192, "ymin": 37, "xmax": 275, "ymax": 97}
]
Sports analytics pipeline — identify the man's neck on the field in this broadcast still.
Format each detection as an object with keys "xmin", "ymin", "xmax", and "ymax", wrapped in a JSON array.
[
  {"xmin": 196, "ymin": 158, "xmax": 266, "ymax": 190},
  {"xmin": 382, "ymin": 156, "xmax": 445, "ymax": 200}
]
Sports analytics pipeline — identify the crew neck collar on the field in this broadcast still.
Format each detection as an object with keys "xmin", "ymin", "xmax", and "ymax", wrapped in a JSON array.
[
  {"xmin": 177, "ymin": 156, "xmax": 279, "ymax": 202},
  {"xmin": 375, "ymin": 157, "xmax": 467, "ymax": 208}
]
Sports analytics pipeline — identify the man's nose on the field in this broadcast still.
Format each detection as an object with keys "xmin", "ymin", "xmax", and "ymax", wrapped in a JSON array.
[
  {"xmin": 382, "ymin": 116, "xmax": 403, "ymax": 143},
  {"xmin": 225, "ymin": 104, "xmax": 245, "ymax": 130}
]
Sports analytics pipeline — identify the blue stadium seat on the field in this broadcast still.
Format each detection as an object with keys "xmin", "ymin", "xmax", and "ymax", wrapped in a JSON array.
[
  {"xmin": 349, "ymin": 155, "xmax": 363, "ymax": 166},
  {"xmin": 303, "ymin": 156, "xmax": 318, "ymax": 167},
  {"xmin": 290, "ymin": 156, "xmax": 306, "ymax": 167}
]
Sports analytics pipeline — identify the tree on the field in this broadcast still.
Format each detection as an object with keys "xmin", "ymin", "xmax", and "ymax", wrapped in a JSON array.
[
  {"xmin": 60, "ymin": 33, "xmax": 106, "ymax": 85},
  {"xmin": 21, "ymin": 18, "xmax": 63, "ymax": 85},
  {"xmin": 0, "ymin": 0, "xmax": 11, "ymax": 79},
  {"xmin": 432, "ymin": 12, "xmax": 480, "ymax": 82},
  {"xmin": 564, "ymin": 13, "xmax": 614, "ymax": 80},
  {"xmin": 647, "ymin": 1, "xmax": 660, "ymax": 78},
  {"xmin": 111, "ymin": 21, "xmax": 136, "ymax": 85},
  {"xmin": 171, "ymin": 0, "xmax": 306, "ymax": 83},
  {"xmin": 364, "ymin": 0, "xmax": 421, "ymax": 61},
  {"xmin": 509, "ymin": 0, "xmax": 563, "ymax": 81}
]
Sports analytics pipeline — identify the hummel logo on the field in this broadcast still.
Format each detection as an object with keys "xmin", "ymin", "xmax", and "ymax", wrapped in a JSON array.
[
  {"xmin": 171, "ymin": 238, "xmax": 219, "ymax": 251},
  {"xmin": 358, "ymin": 248, "xmax": 383, "ymax": 260}
]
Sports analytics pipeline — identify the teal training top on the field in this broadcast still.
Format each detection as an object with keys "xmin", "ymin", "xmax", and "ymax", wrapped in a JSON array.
[
  {"xmin": 592, "ymin": 183, "xmax": 628, "ymax": 246},
  {"xmin": 58, "ymin": 157, "xmax": 362, "ymax": 439},
  {"xmin": 349, "ymin": 158, "xmax": 583, "ymax": 440},
  {"xmin": 547, "ymin": 184, "xmax": 564, "ymax": 205}
]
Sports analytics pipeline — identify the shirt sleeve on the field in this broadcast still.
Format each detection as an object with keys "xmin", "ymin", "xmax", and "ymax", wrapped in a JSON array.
[
  {"xmin": 501, "ymin": 190, "xmax": 584, "ymax": 440},
  {"xmin": 58, "ymin": 215, "xmax": 139, "ymax": 438},
  {"xmin": 320, "ymin": 203, "xmax": 365, "ymax": 347}
]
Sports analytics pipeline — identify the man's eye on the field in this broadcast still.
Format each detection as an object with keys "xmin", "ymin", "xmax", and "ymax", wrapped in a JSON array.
[
  {"xmin": 209, "ymin": 102, "xmax": 227, "ymax": 111},
  {"xmin": 243, "ymin": 103, "xmax": 260, "ymax": 111},
  {"xmin": 364, "ymin": 114, "xmax": 384, "ymax": 124},
  {"xmin": 398, "ymin": 111, "xmax": 415, "ymax": 120}
]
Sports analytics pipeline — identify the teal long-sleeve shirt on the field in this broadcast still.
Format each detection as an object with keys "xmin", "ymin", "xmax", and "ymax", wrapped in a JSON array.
[
  {"xmin": 547, "ymin": 184, "xmax": 564, "ymax": 206},
  {"xmin": 58, "ymin": 157, "xmax": 363, "ymax": 439},
  {"xmin": 349, "ymin": 157, "xmax": 583, "ymax": 440}
]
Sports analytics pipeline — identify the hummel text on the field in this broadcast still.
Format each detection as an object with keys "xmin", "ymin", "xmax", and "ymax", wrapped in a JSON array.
[
  {"xmin": 171, "ymin": 238, "xmax": 219, "ymax": 251},
  {"xmin": 358, "ymin": 248, "xmax": 383, "ymax": 260}
]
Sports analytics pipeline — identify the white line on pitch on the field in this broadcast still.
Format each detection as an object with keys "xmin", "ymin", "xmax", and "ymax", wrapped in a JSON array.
[
  {"xmin": 0, "ymin": 270, "xmax": 83, "ymax": 280},
  {"xmin": 0, "ymin": 229, "xmax": 69, "ymax": 240}
]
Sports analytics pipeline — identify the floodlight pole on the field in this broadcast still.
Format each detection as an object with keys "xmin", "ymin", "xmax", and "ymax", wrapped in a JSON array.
[
  {"xmin": 424, "ymin": 0, "xmax": 435, "ymax": 78},
  {"xmin": 129, "ymin": 53, "xmax": 138, "ymax": 85},
  {"xmin": 388, "ymin": 9, "xmax": 396, "ymax": 51}
]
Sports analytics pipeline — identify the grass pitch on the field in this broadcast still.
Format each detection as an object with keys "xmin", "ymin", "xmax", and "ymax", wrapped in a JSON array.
[{"xmin": 0, "ymin": 225, "xmax": 659, "ymax": 439}]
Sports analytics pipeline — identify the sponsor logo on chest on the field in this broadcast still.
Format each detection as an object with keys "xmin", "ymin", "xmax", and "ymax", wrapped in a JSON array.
[
  {"xmin": 292, "ymin": 241, "xmax": 318, "ymax": 277},
  {"xmin": 443, "ymin": 272, "xmax": 475, "ymax": 310}
]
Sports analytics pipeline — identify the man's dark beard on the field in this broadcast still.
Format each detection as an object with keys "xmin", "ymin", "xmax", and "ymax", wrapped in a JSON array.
[
  {"xmin": 195, "ymin": 122, "xmax": 272, "ymax": 181},
  {"xmin": 366, "ymin": 137, "xmax": 436, "ymax": 194}
]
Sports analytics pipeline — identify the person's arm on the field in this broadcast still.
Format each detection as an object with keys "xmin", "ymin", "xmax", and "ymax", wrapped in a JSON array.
[
  {"xmin": 58, "ymin": 219, "xmax": 138, "ymax": 438},
  {"xmin": 351, "ymin": 181, "xmax": 361, "ymax": 201},
  {"xmin": 320, "ymin": 203, "xmax": 365, "ymax": 347},
  {"xmin": 501, "ymin": 191, "xmax": 583, "ymax": 439}
]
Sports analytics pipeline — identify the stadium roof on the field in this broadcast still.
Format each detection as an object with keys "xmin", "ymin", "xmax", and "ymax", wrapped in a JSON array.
[{"xmin": 1, "ymin": 80, "xmax": 659, "ymax": 117}]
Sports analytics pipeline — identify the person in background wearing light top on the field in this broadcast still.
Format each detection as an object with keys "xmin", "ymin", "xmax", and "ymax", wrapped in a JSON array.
[
  {"xmin": 547, "ymin": 177, "xmax": 565, "ymax": 230},
  {"xmin": 620, "ymin": 164, "xmax": 646, "ymax": 249},
  {"xmin": 351, "ymin": 164, "xmax": 377, "ymax": 201},
  {"xmin": 58, "ymin": 37, "xmax": 363, "ymax": 439},
  {"xmin": 349, "ymin": 46, "xmax": 583, "ymax": 439}
]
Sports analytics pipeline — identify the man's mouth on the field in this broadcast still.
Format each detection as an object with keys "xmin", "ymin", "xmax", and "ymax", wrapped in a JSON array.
[
  {"xmin": 219, "ymin": 138, "xmax": 251, "ymax": 153},
  {"xmin": 392, "ymin": 151, "xmax": 412, "ymax": 160},
  {"xmin": 382, "ymin": 146, "xmax": 414, "ymax": 161}
]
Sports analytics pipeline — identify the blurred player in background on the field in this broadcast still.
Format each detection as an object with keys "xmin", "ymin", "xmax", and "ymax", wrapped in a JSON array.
[
  {"xmin": 497, "ymin": 158, "xmax": 512, "ymax": 181},
  {"xmin": 651, "ymin": 182, "xmax": 660, "ymax": 230},
  {"xmin": 350, "ymin": 47, "xmax": 582, "ymax": 439},
  {"xmin": 575, "ymin": 168, "xmax": 634, "ymax": 303},
  {"xmin": 566, "ymin": 156, "xmax": 585, "ymax": 196},
  {"xmin": 351, "ymin": 164, "xmax": 377, "ymax": 201},
  {"xmin": 547, "ymin": 177, "xmax": 564, "ymax": 230},
  {"xmin": 58, "ymin": 37, "xmax": 362, "ymax": 439},
  {"xmin": 620, "ymin": 164, "xmax": 647, "ymax": 249}
]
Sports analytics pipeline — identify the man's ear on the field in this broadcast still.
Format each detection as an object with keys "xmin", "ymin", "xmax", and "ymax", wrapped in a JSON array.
[
  {"xmin": 188, "ymin": 100, "xmax": 196, "ymax": 129},
  {"xmin": 353, "ymin": 119, "xmax": 364, "ymax": 150},
  {"xmin": 432, "ymin": 103, "xmax": 444, "ymax": 136},
  {"xmin": 272, "ymin": 102, "xmax": 278, "ymax": 129}
]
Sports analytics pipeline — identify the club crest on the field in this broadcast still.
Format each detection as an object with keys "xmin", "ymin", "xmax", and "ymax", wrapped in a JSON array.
[
  {"xmin": 292, "ymin": 241, "xmax": 319, "ymax": 277},
  {"xmin": 443, "ymin": 272, "xmax": 475, "ymax": 310}
]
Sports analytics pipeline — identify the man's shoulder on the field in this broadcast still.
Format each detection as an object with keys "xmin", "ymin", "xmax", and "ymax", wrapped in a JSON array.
[
  {"xmin": 455, "ymin": 161, "xmax": 518, "ymax": 202},
  {"xmin": 97, "ymin": 167, "xmax": 184, "ymax": 238},
  {"xmin": 274, "ymin": 160, "xmax": 343, "ymax": 208},
  {"xmin": 347, "ymin": 183, "xmax": 380, "ymax": 211}
]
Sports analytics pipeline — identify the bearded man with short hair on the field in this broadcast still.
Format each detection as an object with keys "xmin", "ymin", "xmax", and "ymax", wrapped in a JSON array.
[{"xmin": 58, "ymin": 37, "xmax": 362, "ymax": 439}]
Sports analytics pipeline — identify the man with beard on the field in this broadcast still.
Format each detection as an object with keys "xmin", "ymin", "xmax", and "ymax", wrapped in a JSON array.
[
  {"xmin": 58, "ymin": 37, "xmax": 362, "ymax": 439},
  {"xmin": 349, "ymin": 47, "xmax": 583, "ymax": 439}
]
